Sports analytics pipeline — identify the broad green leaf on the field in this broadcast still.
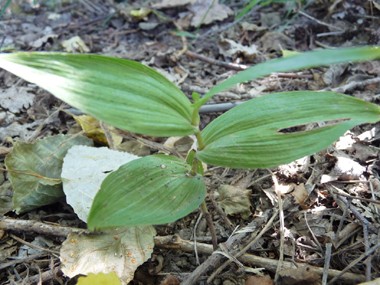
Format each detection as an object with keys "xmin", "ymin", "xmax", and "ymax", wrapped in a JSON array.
[
  {"xmin": 197, "ymin": 91, "xmax": 380, "ymax": 169},
  {"xmin": 0, "ymin": 52, "xmax": 197, "ymax": 137},
  {"xmin": 5, "ymin": 135, "xmax": 93, "ymax": 213},
  {"xmin": 194, "ymin": 46, "xmax": 380, "ymax": 107},
  {"xmin": 87, "ymin": 155, "xmax": 206, "ymax": 229},
  {"xmin": 60, "ymin": 226, "xmax": 155, "ymax": 284}
]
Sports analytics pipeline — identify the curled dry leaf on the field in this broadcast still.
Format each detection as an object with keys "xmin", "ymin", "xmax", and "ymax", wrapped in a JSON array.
[{"xmin": 217, "ymin": 185, "xmax": 252, "ymax": 219}]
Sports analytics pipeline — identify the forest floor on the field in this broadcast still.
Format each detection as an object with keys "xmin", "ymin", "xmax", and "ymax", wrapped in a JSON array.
[{"xmin": 1, "ymin": 0, "xmax": 380, "ymax": 284}]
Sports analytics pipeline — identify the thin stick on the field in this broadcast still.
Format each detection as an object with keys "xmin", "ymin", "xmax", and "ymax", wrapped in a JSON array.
[
  {"xmin": 272, "ymin": 172, "xmax": 285, "ymax": 283},
  {"xmin": 0, "ymin": 252, "xmax": 48, "ymax": 271},
  {"xmin": 0, "ymin": 216, "xmax": 89, "ymax": 237},
  {"xmin": 335, "ymin": 197, "xmax": 351, "ymax": 244},
  {"xmin": 193, "ymin": 212, "xmax": 203, "ymax": 265},
  {"xmin": 200, "ymin": 200, "xmax": 218, "ymax": 250},
  {"xmin": 327, "ymin": 243, "xmax": 380, "ymax": 284},
  {"xmin": 156, "ymin": 235, "xmax": 365, "ymax": 284},
  {"xmin": 209, "ymin": 186, "xmax": 234, "ymax": 232},
  {"xmin": 304, "ymin": 212, "xmax": 324, "ymax": 255},
  {"xmin": 322, "ymin": 243, "xmax": 333, "ymax": 285},
  {"xmin": 363, "ymin": 224, "xmax": 372, "ymax": 282},
  {"xmin": 10, "ymin": 234, "xmax": 60, "ymax": 255},
  {"xmin": 298, "ymin": 10, "xmax": 342, "ymax": 31},
  {"xmin": 99, "ymin": 121, "xmax": 116, "ymax": 150},
  {"xmin": 207, "ymin": 209, "xmax": 278, "ymax": 283}
]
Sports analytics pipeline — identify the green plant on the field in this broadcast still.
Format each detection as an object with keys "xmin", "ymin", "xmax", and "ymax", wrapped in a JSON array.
[{"xmin": 1, "ymin": 47, "xmax": 380, "ymax": 230}]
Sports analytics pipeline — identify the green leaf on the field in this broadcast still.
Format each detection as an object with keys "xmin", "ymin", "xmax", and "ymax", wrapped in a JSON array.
[
  {"xmin": 5, "ymin": 135, "xmax": 93, "ymax": 213},
  {"xmin": 87, "ymin": 155, "xmax": 206, "ymax": 229},
  {"xmin": 194, "ymin": 46, "xmax": 380, "ymax": 107},
  {"xmin": 197, "ymin": 91, "xmax": 380, "ymax": 169},
  {"xmin": 0, "ymin": 52, "xmax": 197, "ymax": 137}
]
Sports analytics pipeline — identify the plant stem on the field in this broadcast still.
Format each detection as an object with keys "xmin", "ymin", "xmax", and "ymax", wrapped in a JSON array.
[
  {"xmin": 195, "ymin": 130, "xmax": 205, "ymax": 150},
  {"xmin": 200, "ymin": 200, "xmax": 218, "ymax": 250},
  {"xmin": 191, "ymin": 105, "xmax": 200, "ymax": 126},
  {"xmin": 190, "ymin": 157, "xmax": 199, "ymax": 176}
]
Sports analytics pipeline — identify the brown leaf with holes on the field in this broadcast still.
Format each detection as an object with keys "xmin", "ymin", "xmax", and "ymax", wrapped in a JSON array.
[
  {"xmin": 279, "ymin": 266, "xmax": 321, "ymax": 285},
  {"xmin": 160, "ymin": 274, "xmax": 180, "ymax": 285},
  {"xmin": 245, "ymin": 275, "xmax": 274, "ymax": 285}
]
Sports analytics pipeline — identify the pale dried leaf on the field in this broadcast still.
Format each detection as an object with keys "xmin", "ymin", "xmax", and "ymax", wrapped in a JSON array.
[
  {"xmin": 0, "ymin": 86, "xmax": 35, "ymax": 113},
  {"xmin": 60, "ymin": 226, "xmax": 155, "ymax": 285},
  {"xmin": 188, "ymin": 0, "xmax": 233, "ymax": 27}
]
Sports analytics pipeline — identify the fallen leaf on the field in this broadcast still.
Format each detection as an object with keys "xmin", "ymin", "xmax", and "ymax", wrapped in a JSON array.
[
  {"xmin": 245, "ymin": 275, "xmax": 274, "ymax": 285},
  {"xmin": 217, "ymin": 185, "xmax": 252, "ymax": 219},
  {"xmin": 74, "ymin": 115, "xmax": 123, "ymax": 147},
  {"xmin": 117, "ymin": 140, "xmax": 150, "ymax": 156},
  {"xmin": 60, "ymin": 226, "xmax": 156, "ymax": 285},
  {"xmin": 188, "ymin": 0, "xmax": 233, "ymax": 27},
  {"xmin": 279, "ymin": 266, "xmax": 320, "ymax": 285},
  {"xmin": 152, "ymin": 0, "xmax": 194, "ymax": 8},
  {"xmin": 219, "ymin": 38, "xmax": 258, "ymax": 61},
  {"xmin": 0, "ymin": 86, "xmax": 35, "ymax": 113},
  {"xmin": 62, "ymin": 36, "xmax": 90, "ymax": 53},
  {"xmin": 61, "ymin": 146, "xmax": 139, "ymax": 222},
  {"xmin": 5, "ymin": 135, "xmax": 93, "ymax": 214}
]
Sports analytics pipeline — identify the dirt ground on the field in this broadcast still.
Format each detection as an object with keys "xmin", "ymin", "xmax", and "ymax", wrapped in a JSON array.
[{"xmin": 1, "ymin": 0, "xmax": 380, "ymax": 284}]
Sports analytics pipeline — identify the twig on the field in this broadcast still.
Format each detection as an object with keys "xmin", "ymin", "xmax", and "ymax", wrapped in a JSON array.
[
  {"xmin": 329, "ymin": 186, "xmax": 380, "ymax": 205},
  {"xmin": 23, "ymin": 266, "xmax": 61, "ymax": 285},
  {"xmin": 193, "ymin": 212, "xmax": 203, "ymax": 265},
  {"xmin": 0, "ymin": 252, "xmax": 48, "ymax": 271},
  {"xmin": 363, "ymin": 224, "xmax": 372, "ymax": 282},
  {"xmin": 324, "ymin": 76, "xmax": 380, "ymax": 93},
  {"xmin": 10, "ymin": 234, "xmax": 60, "ymax": 255},
  {"xmin": 337, "ymin": 195, "xmax": 378, "ymax": 234},
  {"xmin": 272, "ymin": 172, "xmax": 284, "ymax": 283},
  {"xmin": 298, "ymin": 10, "xmax": 342, "ymax": 31},
  {"xmin": 209, "ymin": 187, "xmax": 234, "ymax": 232},
  {"xmin": 0, "ymin": 217, "xmax": 90, "ymax": 237},
  {"xmin": 181, "ymin": 209, "xmax": 274, "ymax": 285},
  {"xmin": 327, "ymin": 243, "xmax": 380, "ymax": 285},
  {"xmin": 335, "ymin": 197, "xmax": 352, "ymax": 245},
  {"xmin": 327, "ymin": 184, "xmax": 378, "ymax": 234},
  {"xmin": 322, "ymin": 243, "xmax": 333, "ymax": 285},
  {"xmin": 304, "ymin": 212, "xmax": 324, "ymax": 255},
  {"xmin": 185, "ymin": 50, "xmax": 314, "ymax": 79},
  {"xmin": 100, "ymin": 121, "xmax": 116, "ymax": 150},
  {"xmin": 155, "ymin": 235, "xmax": 366, "ymax": 284},
  {"xmin": 200, "ymin": 201, "xmax": 218, "ymax": 251},
  {"xmin": 207, "ymin": 209, "xmax": 278, "ymax": 284},
  {"xmin": 185, "ymin": 50, "xmax": 249, "ymax": 71}
]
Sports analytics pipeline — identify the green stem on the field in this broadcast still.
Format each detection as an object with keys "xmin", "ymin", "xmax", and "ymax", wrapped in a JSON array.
[
  {"xmin": 190, "ymin": 157, "xmax": 199, "ymax": 176},
  {"xmin": 195, "ymin": 130, "xmax": 205, "ymax": 150},
  {"xmin": 191, "ymin": 105, "xmax": 200, "ymax": 126}
]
